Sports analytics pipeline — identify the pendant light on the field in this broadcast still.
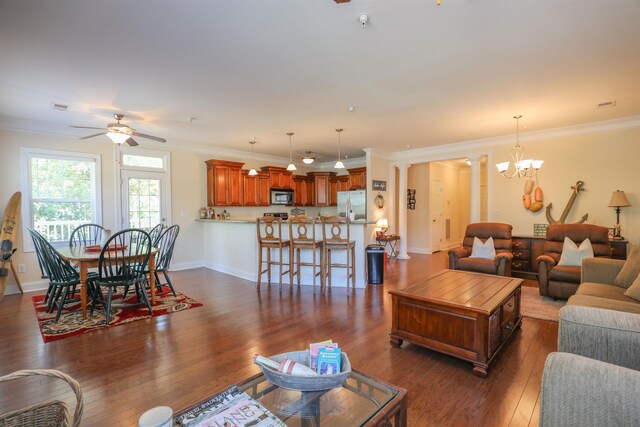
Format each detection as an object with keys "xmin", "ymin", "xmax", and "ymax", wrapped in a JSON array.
[
  {"xmin": 334, "ymin": 128, "xmax": 345, "ymax": 169},
  {"xmin": 495, "ymin": 115, "xmax": 544, "ymax": 179},
  {"xmin": 248, "ymin": 139, "xmax": 258, "ymax": 176},
  {"xmin": 286, "ymin": 132, "xmax": 297, "ymax": 171}
]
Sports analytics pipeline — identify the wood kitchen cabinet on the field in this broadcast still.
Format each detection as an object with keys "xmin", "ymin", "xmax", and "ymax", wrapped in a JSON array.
[
  {"xmin": 329, "ymin": 177, "xmax": 339, "ymax": 206},
  {"xmin": 242, "ymin": 171, "xmax": 270, "ymax": 206},
  {"xmin": 261, "ymin": 166, "xmax": 293, "ymax": 189},
  {"xmin": 206, "ymin": 160, "xmax": 244, "ymax": 206},
  {"xmin": 347, "ymin": 167, "xmax": 367, "ymax": 190},
  {"xmin": 307, "ymin": 172, "xmax": 336, "ymax": 207},
  {"xmin": 292, "ymin": 175, "xmax": 315, "ymax": 207}
]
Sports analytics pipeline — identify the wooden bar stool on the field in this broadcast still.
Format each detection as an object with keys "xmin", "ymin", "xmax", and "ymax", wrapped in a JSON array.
[
  {"xmin": 321, "ymin": 215, "xmax": 356, "ymax": 288},
  {"xmin": 288, "ymin": 216, "xmax": 323, "ymax": 289},
  {"xmin": 256, "ymin": 217, "xmax": 291, "ymax": 289}
]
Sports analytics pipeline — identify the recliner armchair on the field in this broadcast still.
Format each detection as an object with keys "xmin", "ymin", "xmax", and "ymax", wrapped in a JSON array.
[
  {"xmin": 537, "ymin": 224, "xmax": 611, "ymax": 300},
  {"xmin": 448, "ymin": 222, "xmax": 513, "ymax": 276}
]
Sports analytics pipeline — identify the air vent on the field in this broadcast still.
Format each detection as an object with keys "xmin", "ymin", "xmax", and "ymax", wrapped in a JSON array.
[
  {"xmin": 597, "ymin": 100, "xmax": 616, "ymax": 109},
  {"xmin": 51, "ymin": 103, "xmax": 69, "ymax": 112}
]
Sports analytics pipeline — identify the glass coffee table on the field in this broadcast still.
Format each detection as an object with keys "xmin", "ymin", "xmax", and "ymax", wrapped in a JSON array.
[{"xmin": 175, "ymin": 368, "xmax": 407, "ymax": 426}]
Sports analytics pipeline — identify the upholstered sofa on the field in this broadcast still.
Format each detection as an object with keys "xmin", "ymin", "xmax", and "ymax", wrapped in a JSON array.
[
  {"xmin": 537, "ymin": 224, "xmax": 612, "ymax": 299},
  {"xmin": 448, "ymin": 222, "xmax": 513, "ymax": 276}
]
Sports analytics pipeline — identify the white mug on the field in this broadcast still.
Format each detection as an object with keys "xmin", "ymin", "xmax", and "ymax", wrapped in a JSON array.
[{"xmin": 139, "ymin": 406, "xmax": 173, "ymax": 427}]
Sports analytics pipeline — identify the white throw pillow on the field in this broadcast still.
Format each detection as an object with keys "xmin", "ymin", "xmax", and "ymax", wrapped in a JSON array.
[
  {"xmin": 469, "ymin": 237, "xmax": 496, "ymax": 259},
  {"xmin": 557, "ymin": 237, "xmax": 594, "ymax": 266}
]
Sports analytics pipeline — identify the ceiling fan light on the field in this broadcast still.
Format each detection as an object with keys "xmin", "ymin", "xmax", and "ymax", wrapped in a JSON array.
[
  {"xmin": 302, "ymin": 158, "xmax": 314, "ymax": 165},
  {"xmin": 287, "ymin": 163, "xmax": 297, "ymax": 171},
  {"xmin": 334, "ymin": 160, "xmax": 345, "ymax": 169},
  {"xmin": 106, "ymin": 131, "xmax": 130, "ymax": 144},
  {"xmin": 248, "ymin": 168, "xmax": 258, "ymax": 176}
]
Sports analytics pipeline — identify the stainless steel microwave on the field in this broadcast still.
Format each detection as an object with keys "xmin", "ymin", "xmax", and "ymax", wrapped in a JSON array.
[{"xmin": 270, "ymin": 189, "xmax": 294, "ymax": 205}]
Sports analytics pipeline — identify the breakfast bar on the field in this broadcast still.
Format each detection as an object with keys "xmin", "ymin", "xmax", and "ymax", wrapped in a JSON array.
[{"xmin": 198, "ymin": 219, "xmax": 376, "ymax": 288}]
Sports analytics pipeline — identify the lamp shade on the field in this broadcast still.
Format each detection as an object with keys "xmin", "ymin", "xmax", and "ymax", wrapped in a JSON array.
[
  {"xmin": 608, "ymin": 190, "xmax": 631, "ymax": 207},
  {"xmin": 375, "ymin": 218, "xmax": 389, "ymax": 230}
]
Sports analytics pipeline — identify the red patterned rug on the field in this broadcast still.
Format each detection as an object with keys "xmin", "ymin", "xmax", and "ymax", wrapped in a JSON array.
[{"xmin": 32, "ymin": 290, "xmax": 202, "ymax": 343}]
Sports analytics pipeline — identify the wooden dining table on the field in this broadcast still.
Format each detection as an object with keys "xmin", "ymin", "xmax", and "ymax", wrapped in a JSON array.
[{"xmin": 57, "ymin": 245, "xmax": 158, "ymax": 319}]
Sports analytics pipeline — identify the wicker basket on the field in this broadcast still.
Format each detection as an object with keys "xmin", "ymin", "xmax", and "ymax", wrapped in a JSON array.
[
  {"xmin": 255, "ymin": 350, "xmax": 351, "ymax": 391},
  {"xmin": 0, "ymin": 369, "xmax": 83, "ymax": 427}
]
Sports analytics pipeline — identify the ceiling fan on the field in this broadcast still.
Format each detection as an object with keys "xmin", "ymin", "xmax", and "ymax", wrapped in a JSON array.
[{"xmin": 70, "ymin": 113, "xmax": 167, "ymax": 146}]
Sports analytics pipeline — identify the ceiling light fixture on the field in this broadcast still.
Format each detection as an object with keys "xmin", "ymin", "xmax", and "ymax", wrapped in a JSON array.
[
  {"xmin": 495, "ymin": 115, "xmax": 543, "ymax": 178},
  {"xmin": 465, "ymin": 158, "xmax": 471, "ymax": 166},
  {"xmin": 106, "ymin": 131, "xmax": 130, "ymax": 144},
  {"xmin": 302, "ymin": 151, "xmax": 314, "ymax": 165},
  {"xmin": 286, "ymin": 132, "xmax": 297, "ymax": 171},
  {"xmin": 334, "ymin": 128, "xmax": 345, "ymax": 169},
  {"xmin": 248, "ymin": 139, "xmax": 258, "ymax": 176}
]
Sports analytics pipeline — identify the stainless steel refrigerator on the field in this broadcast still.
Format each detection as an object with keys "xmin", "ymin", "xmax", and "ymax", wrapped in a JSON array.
[{"xmin": 337, "ymin": 190, "xmax": 367, "ymax": 220}]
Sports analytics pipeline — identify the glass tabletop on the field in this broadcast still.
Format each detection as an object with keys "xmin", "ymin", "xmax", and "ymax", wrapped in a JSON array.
[{"xmin": 237, "ymin": 370, "xmax": 398, "ymax": 427}]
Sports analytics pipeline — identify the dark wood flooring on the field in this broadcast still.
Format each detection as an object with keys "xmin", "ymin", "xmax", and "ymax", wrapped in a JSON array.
[{"xmin": 0, "ymin": 252, "xmax": 557, "ymax": 426}]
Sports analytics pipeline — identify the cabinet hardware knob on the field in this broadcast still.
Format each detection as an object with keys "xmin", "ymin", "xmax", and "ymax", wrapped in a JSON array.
[
  {"xmin": 506, "ymin": 322, "xmax": 513, "ymax": 330},
  {"xmin": 508, "ymin": 303, "xmax": 513, "ymax": 308}
]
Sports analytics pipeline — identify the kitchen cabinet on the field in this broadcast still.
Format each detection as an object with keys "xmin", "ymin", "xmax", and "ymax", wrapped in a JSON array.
[
  {"xmin": 347, "ymin": 167, "xmax": 367, "ymax": 190},
  {"xmin": 337, "ymin": 175, "xmax": 350, "ymax": 192},
  {"xmin": 329, "ymin": 177, "xmax": 339, "ymax": 206},
  {"xmin": 292, "ymin": 175, "xmax": 314, "ymax": 206},
  {"xmin": 261, "ymin": 166, "xmax": 293, "ymax": 189},
  {"xmin": 308, "ymin": 172, "xmax": 336, "ymax": 207},
  {"xmin": 206, "ymin": 160, "xmax": 244, "ymax": 206},
  {"xmin": 242, "ymin": 171, "xmax": 270, "ymax": 206}
]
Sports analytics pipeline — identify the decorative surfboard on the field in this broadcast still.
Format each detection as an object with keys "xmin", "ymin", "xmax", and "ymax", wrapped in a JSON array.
[{"xmin": 0, "ymin": 192, "xmax": 22, "ymax": 301}]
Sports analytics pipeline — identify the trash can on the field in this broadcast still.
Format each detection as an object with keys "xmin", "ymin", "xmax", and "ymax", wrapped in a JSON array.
[{"xmin": 366, "ymin": 244, "xmax": 385, "ymax": 284}]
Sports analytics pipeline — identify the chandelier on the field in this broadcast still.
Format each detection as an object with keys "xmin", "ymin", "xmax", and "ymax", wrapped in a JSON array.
[{"xmin": 495, "ymin": 115, "xmax": 543, "ymax": 179}]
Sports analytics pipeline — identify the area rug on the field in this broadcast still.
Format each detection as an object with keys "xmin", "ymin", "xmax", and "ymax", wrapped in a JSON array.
[
  {"xmin": 520, "ymin": 285, "xmax": 566, "ymax": 322},
  {"xmin": 32, "ymin": 291, "xmax": 202, "ymax": 343}
]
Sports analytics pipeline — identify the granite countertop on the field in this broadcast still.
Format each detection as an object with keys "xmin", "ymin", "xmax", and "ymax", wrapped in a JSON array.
[{"xmin": 196, "ymin": 218, "xmax": 376, "ymax": 224}]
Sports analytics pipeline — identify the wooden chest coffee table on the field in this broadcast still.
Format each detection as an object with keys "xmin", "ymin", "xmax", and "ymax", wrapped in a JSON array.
[{"xmin": 389, "ymin": 270, "xmax": 523, "ymax": 377}]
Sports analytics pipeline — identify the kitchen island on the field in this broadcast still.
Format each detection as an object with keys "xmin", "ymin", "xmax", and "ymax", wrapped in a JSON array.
[{"xmin": 197, "ymin": 219, "xmax": 376, "ymax": 288}]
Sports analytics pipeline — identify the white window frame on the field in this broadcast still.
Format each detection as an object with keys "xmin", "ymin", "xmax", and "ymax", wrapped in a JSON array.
[
  {"xmin": 115, "ymin": 146, "xmax": 171, "ymax": 229},
  {"xmin": 21, "ymin": 147, "xmax": 102, "ymax": 251}
]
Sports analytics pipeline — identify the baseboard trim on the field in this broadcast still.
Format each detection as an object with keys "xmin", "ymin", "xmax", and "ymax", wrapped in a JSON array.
[
  {"xmin": 407, "ymin": 246, "xmax": 430, "ymax": 254},
  {"xmin": 4, "ymin": 279, "xmax": 49, "ymax": 295},
  {"xmin": 170, "ymin": 260, "xmax": 205, "ymax": 271},
  {"xmin": 204, "ymin": 261, "xmax": 257, "ymax": 282}
]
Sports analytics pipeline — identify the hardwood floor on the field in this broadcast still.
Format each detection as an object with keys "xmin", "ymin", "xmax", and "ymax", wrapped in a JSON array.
[{"xmin": 0, "ymin": 252, "xmax": 557, "ymax": 426}]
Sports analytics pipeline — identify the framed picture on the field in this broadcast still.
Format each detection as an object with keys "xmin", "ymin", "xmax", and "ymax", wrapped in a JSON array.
[
  {"xmin": 407, "ymin": 189, "xmax": 416, "ymax": 210},
  {"xmin": 608, "ymin": 227, "xmax": 616, "ymax": 240}
]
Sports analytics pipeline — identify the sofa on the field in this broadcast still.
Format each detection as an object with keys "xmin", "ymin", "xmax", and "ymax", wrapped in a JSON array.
[
  {"xmin": 537, "ymin": 224, "xmax": 612, "ymax": 300},
  {"xmin": 448, "ymin": 222, "xmax": 513, "ymax": 276},
  {"xmin": 539, "ymin": 256, "xmax": 640, "ymax": 426}
]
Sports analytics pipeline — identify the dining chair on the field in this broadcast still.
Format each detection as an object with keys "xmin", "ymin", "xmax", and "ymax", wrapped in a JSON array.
[
  {"xmin": 27, "ymin": 228, "xmax": 90, "ymax": 322},
  {"xmin": 91, "ymin": 229, "xmax": 152, "ymax": 325},
  {"xmin": 69, "ymin": 224, "xmax": 108, "ymax": 247},
  {"xmin": 146, "ymin": 224, "xmax": 180, "ymax": 296},
  {"xmin": 148, "ymin": 223, "xmax": 165, "ymax": 246}
]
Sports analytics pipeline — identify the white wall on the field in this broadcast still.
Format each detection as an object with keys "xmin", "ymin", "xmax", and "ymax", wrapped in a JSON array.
[{"xmin": 407, "ymin": 163, "xmax": 430, "ymax": 253}]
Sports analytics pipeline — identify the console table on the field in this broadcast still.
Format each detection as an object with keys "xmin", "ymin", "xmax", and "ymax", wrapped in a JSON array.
[
  {"xmin": 376, "ymin": 234, "xmax": 400, "ymax": 261},
  {"xmin": 511, "ymin": 235, "xmax": 627, "ymax": 279}
]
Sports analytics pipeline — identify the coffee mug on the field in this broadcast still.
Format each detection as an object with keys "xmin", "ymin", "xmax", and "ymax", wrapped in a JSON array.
[{"xmin": 139, "ymin": 406, "xmax": 173, "ymax": 427}]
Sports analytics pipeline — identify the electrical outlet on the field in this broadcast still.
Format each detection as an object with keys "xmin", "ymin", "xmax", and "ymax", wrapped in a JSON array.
[{"xmin": 18, "ymin": 264, "xmax": 26, "ymax": 273}]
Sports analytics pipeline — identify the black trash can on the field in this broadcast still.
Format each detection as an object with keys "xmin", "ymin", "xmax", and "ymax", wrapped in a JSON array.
[{"xmin": 366, "ymin": 244, "xmax": 385, "ymax": 284}]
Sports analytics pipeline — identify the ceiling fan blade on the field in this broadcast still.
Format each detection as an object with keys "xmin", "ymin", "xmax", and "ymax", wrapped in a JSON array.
[
  {"xmin": 131, "ymin": 131, "xmax": 166, "ymax": 143},
  {"xmin": 70, "ymin": 126, "xmax": 107, "ymax": 130},
  {"xmin": 79, "ymin": 132, "xmax": 107, "ymax": 140},
  {"xmin": 125, "ymin": 138, "xmax": 139, "ymax": 147}
]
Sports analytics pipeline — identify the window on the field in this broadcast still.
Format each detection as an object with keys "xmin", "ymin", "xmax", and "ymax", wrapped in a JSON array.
[{"xmin": 22, "ymin": 148, "xmax": 101, "ymax": 248}]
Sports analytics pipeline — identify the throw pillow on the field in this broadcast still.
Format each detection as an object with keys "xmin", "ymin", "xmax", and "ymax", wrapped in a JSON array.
[
  {"xmin": 557, "ymin": 237, "xmax": 594, "ymax": 266},
  {"xmin": 469, "ymin": 236, "xmax": 496, "ymax": 259},
  {"xmin": 614, "ymin": 245, "xmax": 640, "ymax": 288},
  {"xmin": 623, "ymin": 272, "xmax": 640, "ymax": 301}
]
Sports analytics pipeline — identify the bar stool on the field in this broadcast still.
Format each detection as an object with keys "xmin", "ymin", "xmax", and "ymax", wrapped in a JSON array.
[
  {"xmin": 288, "ymin": 216, "xmax": 323, "ymax": 289},
  {"xmin": 256, "ymin": 217, "xmax": 291, "ymax": 289},
  {"xmin": 321, "ymin": 215, "xmax": 356, "ymax": 288}
]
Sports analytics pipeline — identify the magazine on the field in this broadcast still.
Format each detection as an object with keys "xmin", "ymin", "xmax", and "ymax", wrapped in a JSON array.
[
  {"xmin": 189, "ymin": 392, "xmax": 286, "ymax": 427},
  {"xmin": 316, "ymin": 347, "xmax": 341, "ymax": 375},
  {"xmin": 309, "ymin": 340, "xmax": 337, "ymax": 371},
  {"xmin": 175, "ymin": 386, "xmax": 240, "ymax": 426}
]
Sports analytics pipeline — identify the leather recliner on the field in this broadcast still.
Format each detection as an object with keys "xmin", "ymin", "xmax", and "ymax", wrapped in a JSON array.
[
  {"xmin": 537, "ymin": 224, "xmax": 611, "ymax": 300},
  {"xmin": 448, "ymin": 222, "xmax": 514, "ymax": 276}
]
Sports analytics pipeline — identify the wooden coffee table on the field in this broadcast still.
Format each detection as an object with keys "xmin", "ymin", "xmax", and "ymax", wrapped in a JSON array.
[{"xmin": 389, "ymin": 270, "xmax": 523, "ymax": 377}]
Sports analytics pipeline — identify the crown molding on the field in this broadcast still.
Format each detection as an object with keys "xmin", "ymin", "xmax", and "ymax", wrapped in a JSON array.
[{"xmin": 390, "ymin": 114, "xmax": 640, "ymax": 163}]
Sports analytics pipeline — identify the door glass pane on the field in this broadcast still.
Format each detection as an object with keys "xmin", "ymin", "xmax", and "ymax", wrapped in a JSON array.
[
  {"xmin": 128, "ymin": 178, "xmax": 161, "ymax": 231},
  {"xmin": 122, "ymin": 154, "xmax": 163, "ymax": 169}
]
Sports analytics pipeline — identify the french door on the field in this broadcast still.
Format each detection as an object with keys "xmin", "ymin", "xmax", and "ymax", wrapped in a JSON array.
[{"xmin": 121, "ymin": 170, "xmax": 167, "ymax": 231}]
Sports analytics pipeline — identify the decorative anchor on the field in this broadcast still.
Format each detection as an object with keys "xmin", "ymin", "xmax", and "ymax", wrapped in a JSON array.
[{"xmin": 546, "ymin": 180, "xmax": 589, "ymax": 225}]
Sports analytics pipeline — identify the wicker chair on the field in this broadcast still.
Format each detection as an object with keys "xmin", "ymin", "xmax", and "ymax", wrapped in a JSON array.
[{"xmin": 0, "ymin": 369, "xmax": 83, "ymax": 427}]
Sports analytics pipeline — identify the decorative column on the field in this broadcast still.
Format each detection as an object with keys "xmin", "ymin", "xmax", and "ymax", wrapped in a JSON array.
[
  {"xmin": 469, "ymin": 155, "xmax": 481, "ymax": 223},
  {"xmin": 397, "ymin": 162, "xmax": 411, "ymax": 260}
]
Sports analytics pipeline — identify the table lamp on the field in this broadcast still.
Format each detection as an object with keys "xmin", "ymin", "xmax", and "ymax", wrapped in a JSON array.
[
  {"xmin": 608, "ymin": 190, "xmax": 631, "ymax": 240},
  {"xmin": 375, "ymin": 218, "xmax": 389, "ymax": 238}
]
